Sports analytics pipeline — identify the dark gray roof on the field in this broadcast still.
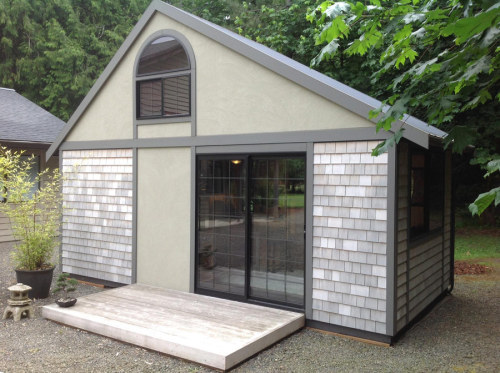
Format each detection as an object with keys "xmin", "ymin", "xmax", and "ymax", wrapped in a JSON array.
[
  {"xmin": 0, "ymin": 88, "xmax": 66, "ymax": 144},
  {"xmin": 47, "ymin": 0, "xmax": 447, "ymax": 159}
]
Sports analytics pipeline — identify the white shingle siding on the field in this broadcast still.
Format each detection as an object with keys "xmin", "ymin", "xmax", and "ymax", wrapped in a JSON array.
[
  {"xmin": 61, "ymin": 149, "xmax": 133, "ymax": 284},
  {"xmin": 313, "ymin": 141, "xmax": 388, "ymax": 334}
]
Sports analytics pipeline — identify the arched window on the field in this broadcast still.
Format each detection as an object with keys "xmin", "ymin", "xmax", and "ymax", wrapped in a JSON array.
[{"xmin": 136, "ymin": 36, "xmax": 191, "ymax": 119}]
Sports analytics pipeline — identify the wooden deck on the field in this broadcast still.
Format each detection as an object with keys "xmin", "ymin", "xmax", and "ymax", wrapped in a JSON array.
[{"xmin": 42, "ymin": 284, "xmax": 304, "ymax": 371}]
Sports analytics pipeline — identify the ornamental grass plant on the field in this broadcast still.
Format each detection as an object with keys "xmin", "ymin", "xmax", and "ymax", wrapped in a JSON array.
[{"xmin": 0, "ymin": 147, "xmax": 63, "ymax": 270}]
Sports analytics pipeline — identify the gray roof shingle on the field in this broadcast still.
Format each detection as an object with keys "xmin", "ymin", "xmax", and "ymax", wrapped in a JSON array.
[{"xmin": 0, "ymin": 87, "xmax": 66, "ymax": 144}]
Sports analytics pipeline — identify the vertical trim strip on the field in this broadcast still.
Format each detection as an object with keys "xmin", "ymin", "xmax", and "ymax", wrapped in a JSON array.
[
  {"xmin": 189, "ymin": 147, "xmax": 196, "ymax": 292},
  {"xmin": 191, "ymin": 52, "xmax": 197, "ymax": 138},
  {"xmin": 386, "ymin": 144, "xmax": 397, "ymax": 336},
  {"xmin": 132, "ymin": 147, "xmax": 138, "ymax": 283},
  {"xmin": 305, "ymin": 142, "xmax": 314, "ymax": 319},
  {"xmin": 405, "ymin": 145, "xmax": 411, "ymax": 325},
  {"xmin": 449, "ymin": 152, "xmax": 455, "ymax": 292},
  {"xmin": 441, "ymin": 151, "xmax": 447, "ymax": 292},
  {"xmin": 59, "ymin": 151, "xmax": 64, "ymax": 271}
]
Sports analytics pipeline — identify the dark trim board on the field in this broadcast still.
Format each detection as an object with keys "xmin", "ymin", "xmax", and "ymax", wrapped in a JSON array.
[
  {"xmin": 196, "ymin": 143, "xmax": 307, "ymax": 154},
  {"xmin": 68, "ymin": 273, "xmax": 127, "ymax": 289},
  {"xmin": 0, "ymin": 141, "xmax": 51, "ymax": 150},
  {"xmin": 196, "ymin": 287, "xmax": 305, "ymax": 314},
  {"xmin": 305, "ymin": 142, "xmax": 314, "ymax": 320},
  {"xmin": 386, "ymin": 144, "xmax": 397, "ymax": 336},
  {"xmin": 308, "ymin": 289, "xmax": 449, "ymax": 345},
  {"xmin": 132, "ymin": 147, "xmax": 138, "ymax": 283},
  {"xmin": 58, "ymin": 127, "xmax": 392, "ymax": 152},
  {"xmin": 306, "ymin": 320, "xmax": 393, "ymax": 345},
  {"xmin": 391, "ymin": 290, "xmax": 449, "ymax": 344}
]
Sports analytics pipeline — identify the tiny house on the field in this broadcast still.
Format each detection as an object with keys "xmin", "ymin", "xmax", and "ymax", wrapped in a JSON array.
[{"xmin": 48, "ymin": 0, "xmax": 453, "ymax": 343}]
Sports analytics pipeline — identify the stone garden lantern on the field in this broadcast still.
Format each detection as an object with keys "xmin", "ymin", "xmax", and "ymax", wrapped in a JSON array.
[{"xmin": 2, "ymin": 283, "xmax": 34, "ymax": 321}]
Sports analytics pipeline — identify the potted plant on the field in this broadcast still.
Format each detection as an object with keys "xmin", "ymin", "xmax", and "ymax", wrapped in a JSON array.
[
  {"xmin": 0, "ymin": 147, "xmax": 63, "ymax": 299},
  {"xmin": 53, "ymin": 273, "xmax": 79, "ymax": 307}
]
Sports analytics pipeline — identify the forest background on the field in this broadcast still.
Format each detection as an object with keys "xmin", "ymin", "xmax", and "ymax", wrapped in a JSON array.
[{"xmin": 0, "ymin": 0, "xmax": 498, "ymax": 223}]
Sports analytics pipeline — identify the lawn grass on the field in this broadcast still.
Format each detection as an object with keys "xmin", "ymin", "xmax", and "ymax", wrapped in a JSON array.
[
  {"xmin": 279, "ymin": 193, "xmax": 305, "ymax": 209},
  {"xmin": 455, "ymin": 228, "xmax": 500, "ymax": 261}
]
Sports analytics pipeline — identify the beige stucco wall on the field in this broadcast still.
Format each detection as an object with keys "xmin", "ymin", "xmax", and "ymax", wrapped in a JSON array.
[
  {"xmin": 136, "ymin": 147, "xmax": 191, "ymax": 290},
  {"xmin": 137, "ymin": 122, "xmax": 191, "ymax": 138},
  {"xmin": 65, "ymin": 11, "xmax": 374, "ymax": 142},
  {"xmin": 65, "ymin": 63, "xmax": 134, "ymax": 141}
]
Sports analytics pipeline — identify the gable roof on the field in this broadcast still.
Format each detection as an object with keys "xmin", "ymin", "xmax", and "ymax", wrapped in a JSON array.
[
  {"xmin": 47, "ymin": 0, "xmax": 447, "ymax": 159},
  {"xmin": 0, "ymin": 87, "xmax": 66, "ymax": 145}
]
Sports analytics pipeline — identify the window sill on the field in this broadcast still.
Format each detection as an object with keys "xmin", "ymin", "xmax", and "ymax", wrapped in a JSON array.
[{"xmin": 136, "ymin": 116, "xmax": 191, "ymax": 125}]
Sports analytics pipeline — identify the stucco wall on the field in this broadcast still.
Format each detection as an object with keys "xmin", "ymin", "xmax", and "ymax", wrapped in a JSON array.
[
  {"xmin": 136, "ymin": 147, "xmax": 191, "ymax": 290},
  {"xmin": 312, "ymin": 141, "xmax": 388, "ymax": 334},
  {"xmin": 65, "ymin": 12, "xmax": 374, "ymax": 143},
  {"xmin": 61, "ymin": 149, "xmax": 133, "ymax": 284},
  {"xmin": 137, "ymin": 122, "xmax": 191, "ymax": 138}
]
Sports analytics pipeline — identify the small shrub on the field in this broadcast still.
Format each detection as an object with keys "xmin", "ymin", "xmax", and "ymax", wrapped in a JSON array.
[{"xmin": 53, "ymin": 273, "xmax": 79, "ymax": 300}]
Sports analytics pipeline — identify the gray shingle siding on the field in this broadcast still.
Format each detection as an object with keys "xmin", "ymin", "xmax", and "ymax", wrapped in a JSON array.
[
  {"xmin": 61, "ymin": 149, "xmax": 133, "ymax": 284},
  {"xmin": 312, "ymin": 141, "xmax": 388, "ymax": 334},
  {"xmin": 396, "ymin": 142, "xmax": 452, "ymax": 332}
]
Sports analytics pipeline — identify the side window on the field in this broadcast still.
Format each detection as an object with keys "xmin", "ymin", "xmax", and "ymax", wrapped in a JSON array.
[
  {"xmin": 409, "ymin": 147, "xmax": 444, "ymax": 239},
  {"xmin": 136, "ymin": 36, "xmax": 190, "ymax": 119}
]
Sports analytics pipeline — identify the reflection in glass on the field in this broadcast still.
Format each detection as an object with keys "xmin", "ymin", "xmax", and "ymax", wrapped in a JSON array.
[
  {"xmin": 250, "ymin": 157, "xmax": 305, "ymax": 307},
  {"xmin": 196, "ymin": 155, "xmax": 305, "ymax": 308},
  {"xmin": 137, "ymin": 36, "xmax": 189, "ymax": 75},
  {"xmin": 197, "ymin": 159, "xmax": 246, "ymax": 296}
]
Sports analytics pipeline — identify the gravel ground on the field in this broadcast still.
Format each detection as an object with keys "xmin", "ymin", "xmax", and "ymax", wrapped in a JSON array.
[{"xmin": 1, "ymin": 241, "xmax": 499, "ymax": 373}]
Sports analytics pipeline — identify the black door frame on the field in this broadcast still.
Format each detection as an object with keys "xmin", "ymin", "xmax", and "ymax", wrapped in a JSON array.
[{"xmin": 195, "ymin": 152, "xmax": 306, "ymax": 312}]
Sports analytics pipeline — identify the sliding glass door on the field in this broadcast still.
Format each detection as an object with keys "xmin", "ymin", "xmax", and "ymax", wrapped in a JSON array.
[
  {"xmin": 196, "ymin": 154, "xmax": 305, "ymax": 309},
  {"xmin": 249, "ymin": 157, "xmax": 305, "ymax": 307},
  {"xmin": 197, "ymin": 157, "xmax": 246, "ymax": 296}
]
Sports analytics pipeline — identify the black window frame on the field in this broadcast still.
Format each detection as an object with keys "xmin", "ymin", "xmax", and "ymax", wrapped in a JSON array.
[
  {"xmin": 135, "ymin": 36, "xmax": 191, "ymax": 120},
  {"xmin": 195, "ymin": 153, "xmax": 307, "ymax": 312},
  {"xmin": 408, "ymin": 145, "xmax": 445, "ymax": 242}
]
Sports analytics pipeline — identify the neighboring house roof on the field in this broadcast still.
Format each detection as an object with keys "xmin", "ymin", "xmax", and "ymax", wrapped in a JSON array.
[
  {"xmin": 0, "ymin": 87, "xmax": 66, "ymax": 145},
  {"xmin": 47, "ymin": 0, "xmax": 447, "ymax": 159}
]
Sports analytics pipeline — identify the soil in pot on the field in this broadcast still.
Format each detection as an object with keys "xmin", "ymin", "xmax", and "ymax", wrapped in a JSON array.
[{"xmin": 15, "ymin": 266, "xmax": 55, "ymax": 299}]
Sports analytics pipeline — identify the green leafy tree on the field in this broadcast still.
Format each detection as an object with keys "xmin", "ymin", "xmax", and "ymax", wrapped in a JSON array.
[{"xmin": 308, "ymin": 0, "xmax": 500, "ymax": 215}]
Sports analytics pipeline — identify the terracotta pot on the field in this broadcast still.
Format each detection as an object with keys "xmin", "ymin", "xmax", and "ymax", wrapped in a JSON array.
[{"xmin": 15, "ymin": 266, "xmax": 55, "ymax": 299}]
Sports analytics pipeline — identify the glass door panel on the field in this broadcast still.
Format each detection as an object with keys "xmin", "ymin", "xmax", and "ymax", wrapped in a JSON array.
[
  {"xmin": 196, "ymin": 155, "xmax": 305, "ymax": 308},
  {"xmin": 249, "ymin": 157, "xmax": 305, "ymax": 307},
  {"xmin": 197, "ymin": 158, "xmax": 246, "ymax": 296}
]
